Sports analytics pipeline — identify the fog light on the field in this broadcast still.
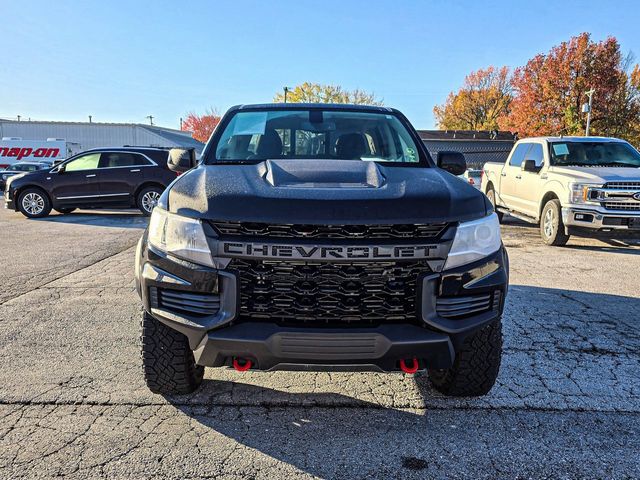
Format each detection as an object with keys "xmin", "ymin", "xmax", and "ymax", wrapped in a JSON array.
[{"xmin": 574, "ymin": 213, "xmax": 594, "ymax": 222}]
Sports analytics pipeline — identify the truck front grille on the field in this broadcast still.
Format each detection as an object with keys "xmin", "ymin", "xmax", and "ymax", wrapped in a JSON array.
[
  {"xmin": 210, "ymin": 221, "xmax": 448, "ymax": 240},
  {"xmin": 602, "ymin": 202, "xmax": 640, "ymax": 211},
  {"xmin": 601, "ymin": 182, "xmax": 640, "ymax": 211},
  {"xmin": 231, "ymin": 259, "xmax": 431, "ymax": 326},
  {"xmin": 603, "ymin": 181, "xmax": 640, "ymax": 189}
]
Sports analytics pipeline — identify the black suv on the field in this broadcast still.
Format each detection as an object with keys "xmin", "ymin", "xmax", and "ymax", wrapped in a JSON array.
[
  {"xmin": 135, "ymin": 103, "xmax": 509, "ymax": 397},
  {"xmin": 5, "ymin": 147, "xmax": 177, "ymax": 218}
]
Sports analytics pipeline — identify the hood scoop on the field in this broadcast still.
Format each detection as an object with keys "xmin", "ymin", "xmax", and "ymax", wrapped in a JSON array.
[{"xmin": 262, "ymin": 159, "xmax": 386, "ymax": 189}]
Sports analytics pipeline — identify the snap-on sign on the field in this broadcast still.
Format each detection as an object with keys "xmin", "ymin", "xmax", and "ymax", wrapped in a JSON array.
[
  {"xmin": 0, "ymin": 139, "xmax": 67, "ymax": 167},
  {"xmin": 0, "ymin": 147, "xmax": 60, "ymax": 160}
]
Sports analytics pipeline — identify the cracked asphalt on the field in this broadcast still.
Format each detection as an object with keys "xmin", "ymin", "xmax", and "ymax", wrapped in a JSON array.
[{"xmin": 1, "ymin": 203, "xmax": 639, "ymax": 479}]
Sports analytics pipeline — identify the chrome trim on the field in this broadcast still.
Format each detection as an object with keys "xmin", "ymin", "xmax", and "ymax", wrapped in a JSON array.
[
  {"xmin": 591, "ymin": 188, "xmax": 640, "ymax": 203},
  {"xmin": 56, "ymin": 192, "xmax": 129, "ymax": 200},
  {"xmin": 49, "ymin": 151, "xmax": 160, "ymax": 174},
  {"xmin": 562, "ymin": 207, "xmax": 640, "ymax": 230}
]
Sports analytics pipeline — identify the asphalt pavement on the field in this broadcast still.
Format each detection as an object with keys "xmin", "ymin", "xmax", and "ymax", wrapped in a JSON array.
[{"xmin": 0, "ymin": 203, "xmax": 639, "ymax": 479}]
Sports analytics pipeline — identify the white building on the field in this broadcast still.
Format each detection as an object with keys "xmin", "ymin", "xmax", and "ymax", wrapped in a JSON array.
[{"xmin": 0, "ymin": 119, "xmax": 205, "ymax": 157}]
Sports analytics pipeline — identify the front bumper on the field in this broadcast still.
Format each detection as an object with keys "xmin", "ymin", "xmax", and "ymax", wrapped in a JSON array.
[
  {"xmin": 562, "ymin": 205, "xmax": 640, "ymax": 233},
  {"xmin": 4, "ymin": 188, "xmax": 15, "ymax": 209},
  {"xmin": 136, "ymin": 235, "xmax": 508, "ymax": 372},
  {"xmin": 193, "ymin": 322, "xmax": 454, "ymax": 371}
]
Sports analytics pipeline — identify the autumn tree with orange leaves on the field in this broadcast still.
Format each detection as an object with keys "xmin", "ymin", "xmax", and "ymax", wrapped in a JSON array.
[
  {"xmin": 434, "ymin": 66, "xmax": 512, "ymax": 131},
  {"xmin": 503, "ymin": 33, "xmax": 640, "ymax": 142},
  {"xmin": 436, "ymin": 33, "xmax": 640, "ymax": 145},
  {"xmin": 181, "ymin": 109, "xmax": 221, "ymax": 143}
]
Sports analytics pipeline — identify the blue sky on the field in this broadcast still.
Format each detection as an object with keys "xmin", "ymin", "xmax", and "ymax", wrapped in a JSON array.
[{"xmin": 1, "ymin": 0, "xmax": 639, "ymax": 129}]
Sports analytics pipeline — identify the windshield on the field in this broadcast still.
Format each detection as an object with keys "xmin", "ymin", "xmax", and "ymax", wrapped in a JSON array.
[
  {"xmin": 212, "ymin": 109, "xmax": 422, "ymax": 165},
  {"xmin": 550, "ymin": 141, "xmax": 640, "ymax": 167}
]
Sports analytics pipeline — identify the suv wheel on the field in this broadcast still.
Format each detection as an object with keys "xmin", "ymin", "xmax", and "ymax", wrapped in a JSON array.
[
  {"xmin": 485, "ymin": 187, "xmax": 503, "ymax": 223},
  {"xmin": 540, "ymin": 199, "xmax": 570, "ymax": 246},
  {"xmin": 18, "ymin": 188, "xmax": 52, "ymax": 218},
  {"xmin": 138, "ymin": 187, "xmax": 162, "ymax": 216},
  {"xmin": 427, "ymin": 319, "xmax": 502, "ymax": 397},
  {"xmin": 140, "ymin": 311, "xmax": 204, "ymax": 394}
]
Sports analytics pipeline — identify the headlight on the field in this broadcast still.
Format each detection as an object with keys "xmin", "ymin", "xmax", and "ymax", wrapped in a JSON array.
[
  {"xmin": 444, "ymin": 213, "xmax": 501, "ymax": 270},
  {"xmin": 568, "ymin": 182, "xmax": 601, "ymax": 204},
  {"xmin": 147, "ymin": 208, "xmax": 214, "ymax": 267}
]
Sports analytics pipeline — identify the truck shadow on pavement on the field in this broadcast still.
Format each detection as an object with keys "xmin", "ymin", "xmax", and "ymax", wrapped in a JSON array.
[
  {"xmin": 502, "ymin": 216, "xmax": 640, "ymax": 253},
  {"xmin": 161, "ymin": 285, "xmax": 640, "ymax": 477},
  {"xmin": 169, "ymin": 382, "xmax": 444, "ymax": 477},
  {"xmin": 31, "ymin": 210, "xmax": 148, "ymax": 229}
]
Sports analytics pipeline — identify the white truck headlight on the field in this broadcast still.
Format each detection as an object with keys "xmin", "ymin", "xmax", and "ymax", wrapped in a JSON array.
[
  {"xmin": 444, "ymin": 213, "xmax": 502, "ymax": 270},
  {"xmin": 148, "ymin": 208, "xmax": 214, "ymax": 267},
  {"xmin": 569, "ymin": 183, "xmax": 601, "ymax": 204}
]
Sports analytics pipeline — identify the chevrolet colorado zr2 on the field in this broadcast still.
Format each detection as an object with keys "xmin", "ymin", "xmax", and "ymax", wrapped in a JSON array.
[{"xmin": 135, "ymin": 103, "xmax": 508, "ymax": 397}]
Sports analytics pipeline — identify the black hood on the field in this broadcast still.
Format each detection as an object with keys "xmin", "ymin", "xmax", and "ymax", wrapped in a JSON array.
[{"xmin": 166, "ymin": 159, "xmax": 488, "ymax": 224}]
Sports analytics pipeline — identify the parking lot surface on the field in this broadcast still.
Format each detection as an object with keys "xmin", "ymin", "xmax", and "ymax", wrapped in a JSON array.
[{"xmin": 1, "ymin": 203, "xmax": 639, "ymax": 479}]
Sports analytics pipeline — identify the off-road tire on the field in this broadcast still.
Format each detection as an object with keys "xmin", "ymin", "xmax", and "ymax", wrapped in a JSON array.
[
  {"xmin": 140, "ymin": 311, "xmax": 204, "ymax": 394},
  {"xmin": 540, "ymin": 199, "xmax": 570, "ymax": 246},
  {"xmin": 137, "ymin": 186, "xmax": 163, "ymax": 216},
  {"xmin": 486, "ymin": 187, "xmax": 503, "ymax": 223},
  {"xmin": 54, "ymin": 207, "xmax": 76, "ymax": 214},
  {"xmin": 17, "ymin": 188, "xmax": 52, "ymax": 218},
  {"xmin": 428, "ymin": 319, "xmax": 502, "ymax": 397}
]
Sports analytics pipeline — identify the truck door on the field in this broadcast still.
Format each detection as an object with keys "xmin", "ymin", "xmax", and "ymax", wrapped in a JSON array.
[
  {"xmin": 499, "ymin": 142, "xmax": 531, "ymax": 213},
  {"xmin": 517, "ymin": 143, "xmax": 546, "ymax": 218}
]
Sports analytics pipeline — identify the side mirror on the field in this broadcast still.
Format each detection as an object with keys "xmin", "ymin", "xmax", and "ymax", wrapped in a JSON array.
[
  {"xmin": 522, "ymin": 159, "xmax": 540, "ymax": 172},
  {"xmin": 168, "ymin": 148, "xmax": 196, "ymax": 173},
  {"xmin": 437, "ymin": 151, "xmax": 467, "ymax": 176}
]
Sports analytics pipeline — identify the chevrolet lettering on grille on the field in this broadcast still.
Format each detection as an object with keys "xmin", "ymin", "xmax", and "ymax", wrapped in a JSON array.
[{"xmin": 220, "ymin": 241, "xmax": 439, "ymax": 260}]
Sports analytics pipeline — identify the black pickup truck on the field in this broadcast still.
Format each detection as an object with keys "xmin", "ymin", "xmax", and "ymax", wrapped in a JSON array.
[{"xmin": 135, "ymin": 103, "xmax": 508, "ymax": 396}]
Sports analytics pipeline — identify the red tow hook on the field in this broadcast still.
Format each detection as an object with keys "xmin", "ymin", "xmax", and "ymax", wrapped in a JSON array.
[
  {"xmin": 399, "ymin": 358, "xmax": 419, "ymax": 374},
  {"xmin": 232, "ymin": 357, "xmax": 252, "ymax": 372}
]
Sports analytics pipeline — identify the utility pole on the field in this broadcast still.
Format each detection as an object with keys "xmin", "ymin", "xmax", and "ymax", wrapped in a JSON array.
[
  {"xmin": 583, "ymin": 89, "xmax": 595, "ymax": 136},
  {"xmin": 146, "ymin": 115, "xmax": 154, "ymax": 126},
  {"xmin": 179, "ymin": 117, "xmax": 183, "ymax": 130},
  {"xmin": 283, "ymin": 86, "xmax": 290, "ymax": 103}
]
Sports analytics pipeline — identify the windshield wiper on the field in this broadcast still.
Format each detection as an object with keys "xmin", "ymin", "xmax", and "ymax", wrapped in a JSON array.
[{"xmin": 596, "ymin": 162, "xmax": 638, "ymax": 167}]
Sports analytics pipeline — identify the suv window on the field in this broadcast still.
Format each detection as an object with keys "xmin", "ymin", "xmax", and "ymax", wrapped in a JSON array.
[
  {"xmin": 525, "ymin": 144, "xmax": 544, "ymax": 167},
  {"xmin": 100, "ymin": 152, "xmax": 151, "ymax": 168},
  {"xmin": 64, "ymin": 153, "xmax": 101, "ymax": 172},
  {"xmin": 509, "ymin": 143, "xmax": 531, "ymax": 167}
]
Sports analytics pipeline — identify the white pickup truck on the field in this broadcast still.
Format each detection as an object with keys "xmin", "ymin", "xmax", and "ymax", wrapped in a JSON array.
[{"xmin": 482, "ymin": 136, "xmax": 640, "ymax": 245}]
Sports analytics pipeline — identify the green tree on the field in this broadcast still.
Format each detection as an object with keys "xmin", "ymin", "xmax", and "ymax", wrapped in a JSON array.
[{"xmin": 273, "ymin": 82, "xmax": 383, "ymax": 105}]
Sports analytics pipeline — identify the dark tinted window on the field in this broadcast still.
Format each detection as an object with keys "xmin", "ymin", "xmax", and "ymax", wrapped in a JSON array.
[
  {"xmin": 213, "ymin": 109, "xmax": 421, "ymax": 164},
  {"xmin": 549, "ymin": 141, "xmax": 640, "ymax": 167},
  {"xmin": 100, "ymin": 152, "xmax": 151, "ymax": 168},
  {"xmin": 526, "ymin": 144, "xmax": 544, "ymax": 167},
  {"xmin": 509, "ymin": 143, "xmax": 531, "ymax": 167}
]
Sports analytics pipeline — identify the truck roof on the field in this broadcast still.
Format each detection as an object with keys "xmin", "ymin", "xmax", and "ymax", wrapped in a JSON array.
[
  {"xmin": 520, "ymin": 136, "xmax": 627, "ymax": 143},
  {"xmin": 230, "ymin": 103, "xmax": 394, "ymax": 113}
]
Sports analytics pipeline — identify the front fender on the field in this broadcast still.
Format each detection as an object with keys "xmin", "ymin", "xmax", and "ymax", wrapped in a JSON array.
[{"xmin": 538, "ymin": 178, "xmax": 567, "ymax": 218}]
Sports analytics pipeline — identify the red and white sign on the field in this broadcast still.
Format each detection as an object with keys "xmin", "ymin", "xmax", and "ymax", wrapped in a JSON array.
[{"xmin": 0, "ymin": 139, "xmax": 67, "ymax": 167}]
